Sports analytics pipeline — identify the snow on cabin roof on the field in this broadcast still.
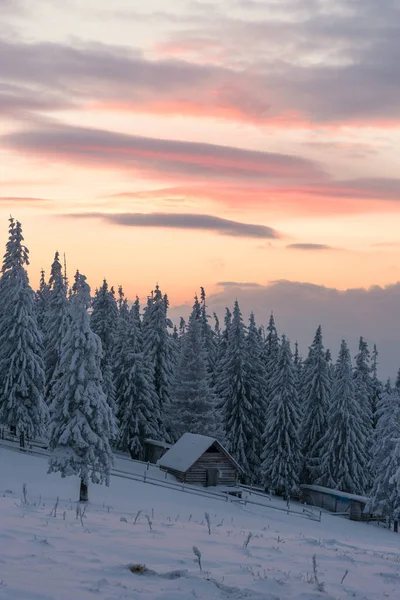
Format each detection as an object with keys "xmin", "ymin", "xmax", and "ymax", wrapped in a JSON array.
[
  {"xmin": 300, "ymin": 484, "xmax": 369, "ymax": 504},
  {"xmin": 157, "ymin": 433, "xmax": 243, "ymax": 473}
]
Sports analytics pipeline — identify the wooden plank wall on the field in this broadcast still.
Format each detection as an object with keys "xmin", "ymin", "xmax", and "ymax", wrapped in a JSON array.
[{"xmin": 186, "ymin": 451, "xmax": 238, "ymax": 486}]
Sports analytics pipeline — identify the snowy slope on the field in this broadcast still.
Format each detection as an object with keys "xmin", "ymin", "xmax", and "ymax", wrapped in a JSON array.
[{"xmin": 0, "ymin": 447, "xmax": 399, "ymax": 600}]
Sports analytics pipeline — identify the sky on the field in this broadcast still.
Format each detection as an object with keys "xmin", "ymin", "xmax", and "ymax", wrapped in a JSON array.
[{"xmin": 1, "ymin": 0, "xmax": 400, "ymax": 376}]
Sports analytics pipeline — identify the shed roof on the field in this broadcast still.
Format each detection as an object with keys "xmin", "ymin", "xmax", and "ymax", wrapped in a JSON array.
[
  {"xmin": 157, "ymin": 433, "xmax": 244, "ymax": 474},
  {"xmin": 300, "ymin": 484, "xmax": 368, "ymax": 504}
]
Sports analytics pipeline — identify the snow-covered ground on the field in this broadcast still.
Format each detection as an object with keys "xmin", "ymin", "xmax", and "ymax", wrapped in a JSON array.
[{"xmin": 0, "ymin": 447, "xmax": 399, "ymax": 600}]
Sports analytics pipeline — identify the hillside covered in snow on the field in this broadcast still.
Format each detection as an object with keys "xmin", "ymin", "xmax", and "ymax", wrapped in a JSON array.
[{"xmin": 0, "ymin": 447, "xmax": 399, "ymax": 600}]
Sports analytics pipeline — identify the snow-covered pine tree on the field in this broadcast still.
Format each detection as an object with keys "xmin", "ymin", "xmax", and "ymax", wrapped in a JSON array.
[
  {"xmin": 116, "ymin": 304, "xmax": 158, "ymax": 458},
  {"xmin": 263, "ymin": 313, "xmax": 280, "ymax": 404},
  {"xmin": 316, "ymin": 340, "xmax": 369, "ymax": 495},
  {"xmin": 142, "ymin": 284, "xmax": 174, "ymax": 441},
  {"xmin": 34, "ymin": 269, "xmax": 50, "ymax": 334},
  {"xmin": 172, "ymin": 296, "xmax": 217, "ymax": 439},
  {"xmin": 261, "ymin": 335, "xmax": 302, "ymax": 496},
  {"xmin": 370, "ymin": 344, "xmax": 383, "ymax": 429},
  {"xmin": 44, "ymin": 251, "xmax": 70, "ymax": 403},
  {"xmin": 217, "ymin": 301, "xmax": 252, "ymax": 474},
  {"xmin": 132, "ymin": 295, "xmax": 141, "ymax": 330},
  {"xmin": 213, "ymin": 307, "xmax": 231, "ymax": 392},
  {"xmin": 114, "ymin": 288, "xmax": 130, "ymax": 351},
  {"xmin": 0, "ymin": 218, "xmax": 48, "ymax": 445},
  {"xmin": 179, "ymin": 317, "xmax": 187, "ymax": 338},
  {"xmin": 366, "ymin": 386, "xmax": 400, "ymax": 524},
  {"xmin": 395, "ymin": 368, "xmax": 400, "ymax": 391},
  {"xmin": 293, "ymin": 341, "xmax": 303, "ymax": 387},
  {"xmin": 353, "ymin": 336, "xmax": 374, "ymax": 447},
  {"xmin": 91, "ymin": 280, "xmax": 119, "ymax": 414},
  {"xmin": 300, "ymin": 326, "xmax": 331, "ymax": 484},
  {"xmin": 113, "ymin": 286, "xmax": 130, "ymax": 412},
  {"xmin": 48, "ymin": 271, "xmax": 118, "ymax": 501},
  {"xmin": 245, "ymin": 312, "xmax": 267, "ymax": 480},
  {"xmin": 199, "ymin": 287, "xmax": 217, "ymax": 376}
]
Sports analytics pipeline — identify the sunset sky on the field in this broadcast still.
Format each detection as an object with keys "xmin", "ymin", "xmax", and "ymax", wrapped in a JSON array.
[{"xmin": 1, "ymin": 0, "xmax": 400, "ymax": 374}]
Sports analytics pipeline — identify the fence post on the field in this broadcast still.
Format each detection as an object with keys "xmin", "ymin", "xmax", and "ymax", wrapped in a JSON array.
[{"xmin": 143, "ymin": 470, "xmax": 147, "ymax": 483}]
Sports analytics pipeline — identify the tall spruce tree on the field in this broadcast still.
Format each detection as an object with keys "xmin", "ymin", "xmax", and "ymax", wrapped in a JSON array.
[
  {"xmin": 217, "ymin": 301, "xmax": 252, "ymax": 473},
  {"xmin": 366, "ymin": 386, "xmax": 400, "ymax": 523},
  {"xmin": 34, "ymin": 269, "xmax": 50, "ymax": 335},
  {"xmin": 199, "ymin": 287, "xmax": 217, "ymax": 376},
  {"xmin": 142, "ymin": 284, "xmax": 174, "ymax": 441},
  {"xmin": 44, "ymin": 251, "xmax": 70, "ymax": 402},
  {"xmin": 213, "ymin": 307, "xmax": 231, "ymax": 391},
  {"xmin": 91, "ymin": 280, "xmax": 119, "ymax": 414},
  {"xmin": 48, "ymin": 271, "xmax": 117, "ymax": 501},
  {"xmin": 354, "ymin": 337, "xmax": 373, "ymax": 431},
  {"xmin": 370, "ymin": 344, "xmax": 383, "ymax": 429},
  {"xmin": 263, "ymin": 313, "xmax": 280, "ymax": 403},
  {"xmin": 116, "ymin": 305, "xmax": 158, "ymax": 458},
  {"xmin": 316, "ymin": 340, "xmax": 368, "ymax": 494},
  {"xmin": 293, "ymin": 341, "xmax": 303, "ymax": 388},
  {"xmin": 261, "ymin": 335, "xmax": 302, "ymax": 496},
  {"xmin": 172, "ymin": 297, "xmax": 217, "ymax": 439},
  {"xmin": 300, "ymin": 326, "xmax": 330, "ymax": 484},
  {"xmin": 245, "ymin": 312, "xmax": 267, "ymax": 479},
  {"xmin": 0, "ymin": 218, "xmax": 48, "ymax": 444}
]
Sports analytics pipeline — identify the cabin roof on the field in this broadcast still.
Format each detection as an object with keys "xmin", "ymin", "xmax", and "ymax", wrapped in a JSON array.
[{"xmin": 157, "ymin": 432, "xmax": 244, "ymax": 474}]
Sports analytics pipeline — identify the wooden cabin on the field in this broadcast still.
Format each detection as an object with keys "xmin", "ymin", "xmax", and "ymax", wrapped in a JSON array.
[
  {"xmin": 157, "ymin": 433, "xmax": 244, "ymax": 487},
  {"xmin": 300, "ymin": 484, "xmax": 369, "ymax": 521},
  {"xmin": 143, "ymin": 439, "xmax": 172, "ymax": 464}
]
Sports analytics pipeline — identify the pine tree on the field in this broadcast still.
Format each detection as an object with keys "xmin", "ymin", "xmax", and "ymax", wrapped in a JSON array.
[
  {"xmin": 261, "ymin": 335, "xmax": 302, "ymax": 496},
  {"xmin": 114, "ymin": 287, "xmax": 130, "ymax": 358},
  {"xmin": 34, "ymin": 269, "xmax": 50, "ymax": 334},
  {"xmin": 199, "ymin": 287, "xmax": 217, "ymax": 376},
  {"xmin": 48, "ymin": 271, "xmax": 118, "ymax": 501},
  {"xmin": 142, "ymin": 284, "xmax": 174, "ymax": 440},
  {"xmin": 366, "ymin": 386, "xmax": 400, "ymax": 522},
  {"xmin": 91, "ymin": 280, "xmax": 119, "ymax": 414},
  {"xmin": 316, "ymin": 340, "xmax": 368, "ymax": 494},
  {"xmin": 217, "ymin": 301, "xmax": 252, "ymax": 473},
  {"xmin": 300, "ymin": 326, "xmax": 331, "ymax": 484},
  {"xmin": 179, "ymin": 317, "xmax": 187, "ymax": 338},
  {"xmin": 0, "ymin": 217, "xmax": 47, "ymax": 446},
  {"xmin": 245, "ymin": 312, "xmax": 267, "ymax": 479},
  {"xmin": 172, "ymin": 297, "xmax": 217, "ymax": 439},
  {"xmin": 44, "ymin": 251, "xmax": 70, "ymax": 402},
  {"xmin": 263, "ymin": 313, "xmax": 280, "ymax": 405},
  {"xmin": 213, "ymin": 307, "xmax": 231, "ymax": 392},
  {"xmin": 395, "ymin": 369, "xmax": 400, "ymax": 391},
  {"xmin": 0, "ymin": 218, "xmax": 48, "ymax": 445},
  {"xmin": 354, "ymin": 337, "xmax": 373, "ymax": 428},
  {"xmin": 370, "ymin": 344, "xmax": 383, "ymax": 429},
  {"xmin": 293, "ymin": 341, "xmax": 303, "ymax": 387},
  {"xmin": 116, "ymin": 306, "xmax": 158, "ymax": 458},
  {"xmin": 353, "ymin": 337, "xmax": 374, "ymax": 486}
]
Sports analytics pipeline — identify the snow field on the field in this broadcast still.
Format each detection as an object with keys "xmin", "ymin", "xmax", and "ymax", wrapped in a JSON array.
[{"xmin": 0, "ymin": 449, "xmax": 400, "ymax": 600}]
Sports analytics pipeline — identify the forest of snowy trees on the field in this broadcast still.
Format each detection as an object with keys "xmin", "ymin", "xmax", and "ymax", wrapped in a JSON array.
[{"xmin": 0, "ymin": 217, "xmax": 399, "ymax": 518}]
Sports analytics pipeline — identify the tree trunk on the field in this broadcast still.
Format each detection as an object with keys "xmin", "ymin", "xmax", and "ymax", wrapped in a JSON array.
[
  {"xmin": 394, "ymin": 520, "xmax": 398, "ymax": 534},
  {"xmin": 19, "ymin": 431, "xmax": 25, "ymax": 449},
  {"xmin": 79, "ymin": 479, "xmax": 88, "ymax": 502}
]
